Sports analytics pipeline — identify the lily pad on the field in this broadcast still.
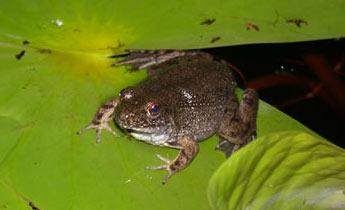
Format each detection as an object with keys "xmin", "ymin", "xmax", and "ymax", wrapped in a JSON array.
[
  {"xmin": 1, "ymin": 0, "xmax": 345, "ymax": 209},
  {"xmin": 208, "ymin": 131, "xmax": 345, "ymax": 210}
]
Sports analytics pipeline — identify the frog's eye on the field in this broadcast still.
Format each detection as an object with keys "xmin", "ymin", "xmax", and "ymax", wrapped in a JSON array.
[
  {"xmin": 119, "ymin": 88, "xmax": 133, "ymax": 100},
  {"xmin": 147, "ymin": 102, "xmax": 161, "ymax": 118}
]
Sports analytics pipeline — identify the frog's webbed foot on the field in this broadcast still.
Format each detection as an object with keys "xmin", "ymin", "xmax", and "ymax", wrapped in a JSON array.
[
  {"xmin": 215, "ymin": 137, "xmax": 236, "ymax": 158},
  {"xmin": 215, "ymin": 131, "xmax": 256, "ymax": 158},
  {"xmin": 112, "ymin": 49, "xmax": 212, "ymax": 71},
  {"xmin": 144, "ymin": 136, "xmax": 199, "ymax": 184},
  {"xmin": 77, "ymin": 97, "xmax": 120, "ymax": 143}
]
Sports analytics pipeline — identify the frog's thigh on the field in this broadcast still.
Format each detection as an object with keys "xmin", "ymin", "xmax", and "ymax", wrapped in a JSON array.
[{"xmin": 218, "ymin": 89, "xmax": 258, "ymax": 145}]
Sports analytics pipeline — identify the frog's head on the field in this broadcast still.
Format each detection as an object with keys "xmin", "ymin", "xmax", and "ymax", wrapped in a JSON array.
[{"xmin": 115, "ymin": 87, "xmax": 173, "ymax": 144}]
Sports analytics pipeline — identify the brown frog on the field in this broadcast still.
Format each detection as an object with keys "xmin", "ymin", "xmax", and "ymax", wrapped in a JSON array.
[{"xmin": 77, "ymin": 50, "xmax": 258, "ymax": 184}]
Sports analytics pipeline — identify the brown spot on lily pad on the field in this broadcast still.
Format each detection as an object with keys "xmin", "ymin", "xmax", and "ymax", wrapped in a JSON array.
[
  {"xmin": 15, "ymin": 50, "xmax": 25, "ymax": 60},
  {"xmin": 39, "ymin": 49, "xmax": 52, "ymax": 54},
  {"xmin": 246, "ymin": 23, "xmax": 259, "ymax": 31},
  {"xmin": 22, "ymin": 40, "xmax": 30, "ymax": 45},
  {"xmin": 29, "ymin": 202, "xmax": 40, "ymax": 210},
  {"xmin": 286, "ymin": 19, "xmax": 307, "ymax": 27},
  {"xmin": 201, "ymin": 18, "xmax": 216, "ymax": 25},
  {"xmin": 211, "ymin": 36, "xmax": 221, "ymax": 43},
  {"xmin": 13, "ymin": 121, "xmax": 36, "ymax": 130}
]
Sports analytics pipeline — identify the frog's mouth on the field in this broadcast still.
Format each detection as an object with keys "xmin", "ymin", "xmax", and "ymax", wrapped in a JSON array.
[{"xmin": 121, "ymin": 125, "xmax": 173, "ymax": 146}]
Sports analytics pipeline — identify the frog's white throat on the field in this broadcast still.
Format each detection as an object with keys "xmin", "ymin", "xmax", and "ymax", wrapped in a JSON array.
[
  {"xmin": 130, "ymin": 132, "xmax": 170, "ymax": 146},
  {"xmin": 125, "ymin": 126, "xmax": 172, "ymax": 146}
]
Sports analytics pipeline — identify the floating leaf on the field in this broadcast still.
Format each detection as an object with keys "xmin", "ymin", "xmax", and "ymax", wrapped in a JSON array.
[{"xmin": 208, "ymin": 132, "xmax": 345, "ymax": 210}]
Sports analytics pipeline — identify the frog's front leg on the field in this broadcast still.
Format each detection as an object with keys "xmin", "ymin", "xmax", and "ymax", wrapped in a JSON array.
[
  {"xmin": 145, "ymin": 136, "xmax": 199, "ymax": 184},
  {"xmin": 217, "ymin": 89, "xmax": 259, "ymax": 157},
  {"xmin": 77, "ymin": 97, "xmax": 120, "ymax": 143}
]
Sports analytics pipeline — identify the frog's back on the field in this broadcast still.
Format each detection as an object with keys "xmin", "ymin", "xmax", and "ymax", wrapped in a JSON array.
[
  {"xmin": 141, "ymin": 56, "xmax": 235, "ymax": 96},
  {"xmin": 139, "ymin": 56, "xmax": 236, "ymax": 140}
]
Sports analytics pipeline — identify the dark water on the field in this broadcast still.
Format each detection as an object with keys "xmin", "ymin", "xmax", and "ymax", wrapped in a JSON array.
[{"xmin": 206, "ymin": 39, "xmax": 345, "ymax": 148}]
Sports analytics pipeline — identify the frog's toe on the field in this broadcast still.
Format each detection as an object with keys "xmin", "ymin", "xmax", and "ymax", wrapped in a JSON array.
[
  {"xmin": 77, "ymin": 122, "xmax": 119, "ymax": 144},
  {"xmin": 215, "ymin": 137, "xmax": 235, "ymax": 157},
  {"xmin": 155, "ymin": 154, "xmax": 171, "ymax": 163},
  {"xmin": 103, "ymin": 123, "xmax": 120, "ymax": 137},
  {"xmin": 144, "ymin": 165, "xmax": 166, "ymax": 170},
  {"xmin": 76, "ymin": 124, "xmax": 94, "ymax": 135},
  {"xmin": 144, "ymin": 154, "xmax": 177, "ymax": 184},
  {"xmin": 144, "ymin": 164, "xmax": 175, "ymax": 185}
]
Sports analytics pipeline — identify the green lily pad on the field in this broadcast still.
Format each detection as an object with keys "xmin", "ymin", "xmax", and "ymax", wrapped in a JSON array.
[
  {"xmin": 1, "ymin": 0, "xmax": 345, "ymax": 209},
  {"xmin": 208, "ymin": 132, "xmax": 345, "ymax": 210},
  {"xmin": 1, "ymin": 0, "xmax": 345, "ymax": 50}
]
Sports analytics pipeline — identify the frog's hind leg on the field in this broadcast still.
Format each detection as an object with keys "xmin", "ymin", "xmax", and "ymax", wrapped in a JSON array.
[
  {"xmin": 77, "ymin": 97, "xmax": 120, "ymax": 143},
  {"xmin": 217, "ymin": 89, "xmax": 258, "ymax": 157},
  {"xmin": 112, "ymin": 49, "xmax": 212, "ymax": 72},
  {"xmin": 145, "ymin": 136, "xmax": 199, "ymax": 184}
]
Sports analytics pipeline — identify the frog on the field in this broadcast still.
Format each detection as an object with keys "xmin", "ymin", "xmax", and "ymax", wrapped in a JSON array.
[{"xmin": 77, "ymin": 50, "xmax": 258, "ymax": 184}]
